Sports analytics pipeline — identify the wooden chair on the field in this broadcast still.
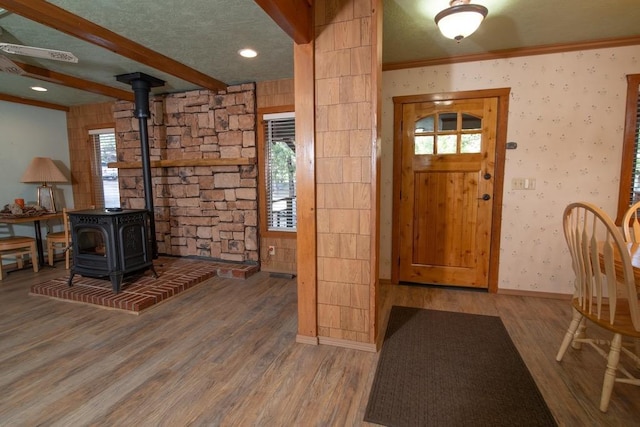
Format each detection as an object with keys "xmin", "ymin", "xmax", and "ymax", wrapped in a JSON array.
[
  {"xmin": 46, "ymin": 206, "xmax": 94, "ymax": 269},
  {"xmin": 0, "ymin": 224, "xmax": 39, "ymax": 280},
  {"xmin": 556, "ymin": 202, "xmax": 640, "ymax": 412},
  {"xmin": 622, "ymin": 200, "xmax": 640, "ymax": 242},
  {"xmin": 620, "ymin": 200, "xmax": 640, "ymax": 368}
]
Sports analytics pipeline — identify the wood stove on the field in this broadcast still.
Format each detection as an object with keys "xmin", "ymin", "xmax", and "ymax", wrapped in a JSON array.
[{"xmin": 68, "ymin": 208, "xmax": 156, "ymax": 293}]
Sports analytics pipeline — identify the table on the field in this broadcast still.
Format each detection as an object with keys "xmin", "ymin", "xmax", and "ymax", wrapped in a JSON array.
[{"xmin": 0, "ymin": 212, "xmax": 63, "ymax": 268}]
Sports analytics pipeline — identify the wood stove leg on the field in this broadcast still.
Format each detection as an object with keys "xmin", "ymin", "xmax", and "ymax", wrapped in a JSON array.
[
  {"xmin": 68, "ymin": 271, "xmax": 75, "ymax": 287},
  {"xmin": 110, "ymin": 272, "xmax": 124, "ymax": 293},
  {"xmin": 150, "ymin": 264, "xmax": 158, "ymax": 278}
]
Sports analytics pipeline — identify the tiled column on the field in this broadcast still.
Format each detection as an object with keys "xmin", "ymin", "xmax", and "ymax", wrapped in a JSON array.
[{"xmin": 313, "ymin": 0, "xmax": 381, "ymax": 348}]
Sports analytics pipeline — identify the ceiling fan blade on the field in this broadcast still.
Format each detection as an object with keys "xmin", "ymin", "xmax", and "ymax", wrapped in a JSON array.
[
  {"xmin": 0, "ymin": 53, "xmax": 24, "ymax": 75},
  {"xmin": 0, "ymin": 43, "xmax": 78, "ymax": 63}
]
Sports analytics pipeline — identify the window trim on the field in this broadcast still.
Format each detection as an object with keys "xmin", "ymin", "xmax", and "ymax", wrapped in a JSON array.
[
  {"xmin": 615, "ymin": 74, "xmax": 640, "ymax": 224},
  {"xmin": 257, "ymin": 105, "xmax": 296, "ymax": 239}
]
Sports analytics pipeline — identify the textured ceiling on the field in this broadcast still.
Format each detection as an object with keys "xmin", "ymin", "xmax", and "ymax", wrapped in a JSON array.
[
  {"xmin": 0, "ymin": 0, "xmax": 639, "ymax": 107},
  {"xmin": 383, "ymin": 0, "xmax": 640, "ymax": 65}
]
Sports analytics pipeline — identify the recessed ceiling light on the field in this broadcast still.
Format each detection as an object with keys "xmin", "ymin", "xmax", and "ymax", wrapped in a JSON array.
[
  {"xmin": 30, "ymin": 86, "xmax": 48, "ymax": 92},
  {"xmin": 238, "ymin": 48, "xmax": 257, "ymax": 58}
]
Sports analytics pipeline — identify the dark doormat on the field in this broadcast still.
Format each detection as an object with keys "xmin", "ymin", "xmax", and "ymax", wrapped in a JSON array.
[{"xmin": 364, "ymin": 306, "xmax": 557, "ymax": 426}]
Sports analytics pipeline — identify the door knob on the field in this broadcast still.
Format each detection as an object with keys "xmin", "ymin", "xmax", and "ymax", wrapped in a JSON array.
[
  {"xmin": 483, "ymin": 173, "xmax": 492, "ymax": 180},
  {"xmin": 479, "ymin": 194, "xmax": 491, "ymax": 201}
]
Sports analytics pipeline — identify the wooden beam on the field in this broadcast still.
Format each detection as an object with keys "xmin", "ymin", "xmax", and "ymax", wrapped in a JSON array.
[
  {"xmin": 254, "ymin": 0, "xmax": 312, "ymax": 44},
  {"xmin": 13, "ymin": 61, "xmax": 135, "ymax": 102},
  {"xmin": 0, "ymin": 92, "xmax": 69, "ymax": 111},
  {"xmin": 0, "ymin": 0, "xmax": 227, "ymax": 91}
]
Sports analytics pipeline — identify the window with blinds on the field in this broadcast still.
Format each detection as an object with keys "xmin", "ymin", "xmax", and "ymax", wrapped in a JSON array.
[
  {"xmin": 263, "ymin": 112, "xmax": 296, "ymax": 232},
  {"xmin": 89, "ymin": 128, "xmax": 120, "ymax": 208},
  {"xmin": 629, "ymin": 82, "xmax": 640, "ymax": 205},
  {"xmin": 616, "ymin": 74, "xmax": 640, "ymax": 223}
]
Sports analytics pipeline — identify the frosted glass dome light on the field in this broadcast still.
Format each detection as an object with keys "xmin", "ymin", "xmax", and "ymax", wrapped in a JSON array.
[{"xmin": 435, "ymin": 0, "xmax": 488, "ymax": 41}]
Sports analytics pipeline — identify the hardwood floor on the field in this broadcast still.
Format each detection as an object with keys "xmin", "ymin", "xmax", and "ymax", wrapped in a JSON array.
[{"xmin": 1, "ymin": 265, "xmax": 639, "ymax": 426}]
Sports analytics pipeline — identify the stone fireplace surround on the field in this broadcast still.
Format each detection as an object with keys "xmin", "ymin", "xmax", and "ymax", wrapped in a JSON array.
[{"xmin": 112, "ymin": 83, "xmax": 258, "ymax": 264}]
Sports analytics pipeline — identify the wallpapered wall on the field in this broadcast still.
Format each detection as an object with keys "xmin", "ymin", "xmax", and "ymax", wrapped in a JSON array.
[{"xmin": 381, "ymin": 45, "xmax": 640, "ymax": 294}]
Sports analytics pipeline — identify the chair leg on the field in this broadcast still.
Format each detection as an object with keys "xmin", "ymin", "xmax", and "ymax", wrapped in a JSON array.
[
  {"xmin": 0, "ymin": 258, "xmax": 5, "ymax": 280},
  {"xmin": 48, "ymin": 241, "xmax": 55, "ymax": 267},
  {"xmin": 557, "ymin": 308, "xmax": 583, "ymax": 361},
  {"xmin": 30, "ymin": 242, "xmax": 39, "ymax": 273},
  {"xmin": 600, "ymin": 333, "xmax": 622, "ymax": 412},
  {"xmin": 65, "ymin": 247, "xmax": 71, "ymax": 270},
  {"xmin": 571, "ymin": 317, "xmax": 587, "ymax": 350}
]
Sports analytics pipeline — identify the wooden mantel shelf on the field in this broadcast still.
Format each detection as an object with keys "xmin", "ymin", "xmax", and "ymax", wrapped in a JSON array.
[{"xmin": 108, "ymin": 158, "xmax": 256, "ymax": 169}]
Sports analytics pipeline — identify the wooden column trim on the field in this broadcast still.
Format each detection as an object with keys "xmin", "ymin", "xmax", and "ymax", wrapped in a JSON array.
[
  {"xmin": 369, "ymin": 0, "xmax": 383, "ymax": 347},
  {"xmin": 294, "ymin": 41, "xmax": 317, "ymax": 341}
]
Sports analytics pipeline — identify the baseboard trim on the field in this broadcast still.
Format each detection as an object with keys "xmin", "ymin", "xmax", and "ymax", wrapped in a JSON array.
[
  {"xmin": 296, "ymin": 334, "xmax": 319, "ymax": 345},
  {"xmin": 497, "ymin": 289, "xmax": 572, "ymax": 299},
  {"xmin": 318, "ymin": 336, "xmax": 377, "ymax": 352},
  {"xmin": 381, "ymin": 277, "xmax": 572, "ymax": 300}
]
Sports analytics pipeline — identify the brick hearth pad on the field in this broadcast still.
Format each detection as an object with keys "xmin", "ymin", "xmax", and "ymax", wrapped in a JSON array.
[{"xmin": 29, "ymin": 257, "xmax": 259, "ymax": 314}]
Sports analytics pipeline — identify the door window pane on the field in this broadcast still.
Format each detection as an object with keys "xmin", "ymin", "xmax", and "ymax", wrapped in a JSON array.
[
  {"xmin": 461, "ymin": 134, "xmax": 482, "ymax": 153},
  {"xmin": 415, "ymin": 116, "xmax": 434, "ymax": 133},
  {"xmin": 437, "ymin": 135, "xmax": 457, "ymax": 154},
  {"xmin": 415, "ymin": 135, "xmax": 434, "ymax": 155},
  {"xmin": 438, "ymin": 113, "xmax": 457, "ymax": 131},
  {"xmin": 461, "ymin": 113, "xmax": 482, "ymax": 130}
]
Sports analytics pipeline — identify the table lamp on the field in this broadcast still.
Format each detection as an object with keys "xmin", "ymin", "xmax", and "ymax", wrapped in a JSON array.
[{"xmin": 20, "ymin": 157, "xmax": 68, "ymax": 212}]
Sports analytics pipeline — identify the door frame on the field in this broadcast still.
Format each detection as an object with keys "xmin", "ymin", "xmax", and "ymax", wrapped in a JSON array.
[{"xmin": 391, "ymin": 88, "xmax": 511, "ymax": 293}]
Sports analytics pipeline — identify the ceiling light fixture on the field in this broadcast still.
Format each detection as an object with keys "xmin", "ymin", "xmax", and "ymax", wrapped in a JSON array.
[
  {"xmin": 30, "ymin": 86, "xmax": 47, "ymax": 92},
  {"xmin": 238, "ymin": 48, "xmax": 257, "ymax": 58},
  {"xmin": 435, "ymin": 0, "xmax": 488, "ymax": 41}
]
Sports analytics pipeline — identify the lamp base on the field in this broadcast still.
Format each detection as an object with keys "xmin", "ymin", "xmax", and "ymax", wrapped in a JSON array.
[{"xmin": 37, "ymin": 185, "xmax": 56, "ymax": 212}]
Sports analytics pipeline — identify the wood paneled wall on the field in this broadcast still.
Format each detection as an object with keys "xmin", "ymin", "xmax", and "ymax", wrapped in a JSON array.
[
  {"xmin": 256, "ymin": 79, "xmax": 297, "ymax": 274},
  {"xmin": 66, "ymin": 102, "xmax": 115, "ymax": 209},
  {"xmin": 257, "ymin": 79, "xmax": 294, "ymax": 110}
]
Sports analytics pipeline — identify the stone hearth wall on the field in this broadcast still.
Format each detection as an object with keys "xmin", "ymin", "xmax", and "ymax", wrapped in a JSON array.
[{"xmin": 113, "ymin": 84, "xmax": 258, "ymax": 263}]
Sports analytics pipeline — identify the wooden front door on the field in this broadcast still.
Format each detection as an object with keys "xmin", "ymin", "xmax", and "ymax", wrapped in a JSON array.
[{"xmin": 393, "ymin": 94, "xmax": 502, "ymax": 289}]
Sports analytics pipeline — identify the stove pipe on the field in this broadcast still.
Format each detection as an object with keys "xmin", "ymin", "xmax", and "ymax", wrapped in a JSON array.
[{"xmin": 115, "ymin": 72, "xmax": 165, "ymax": 259}]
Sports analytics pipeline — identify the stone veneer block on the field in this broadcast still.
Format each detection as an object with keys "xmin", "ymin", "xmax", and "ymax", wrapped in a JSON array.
[{"xmin": 114, "ymin": 84, "xmax": 258, "ymax": 263}]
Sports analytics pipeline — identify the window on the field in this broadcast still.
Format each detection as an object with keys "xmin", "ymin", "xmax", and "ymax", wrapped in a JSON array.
[
  {"xmin": 414, "ymin": 112, "xmax": 482, "ymax": 155},
  {"xmin": 258, "ymin": 111, "xmax": 296, "ymax": 235},
  {"xmin": 615, "ymin": 74, "xmax": 640, "ymax": 223},
  {"xmin": 89, "ymin": 128, "xmax": 120, "ymax": 208}
]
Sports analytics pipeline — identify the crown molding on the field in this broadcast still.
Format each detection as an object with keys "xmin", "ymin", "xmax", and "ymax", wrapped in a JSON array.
[{"xmin": 383, "ymin": 35, "xmax": 640, "ymax": 71}]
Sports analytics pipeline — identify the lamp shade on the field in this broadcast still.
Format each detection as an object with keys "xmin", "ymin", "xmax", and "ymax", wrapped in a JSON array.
[
  {"xmin": 435, "ymin": 1, "xmax": 488, "ymax": 41},
  {"xmin": 20, "ymin": 157, "xmax": 68, "ymax": 184}
]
